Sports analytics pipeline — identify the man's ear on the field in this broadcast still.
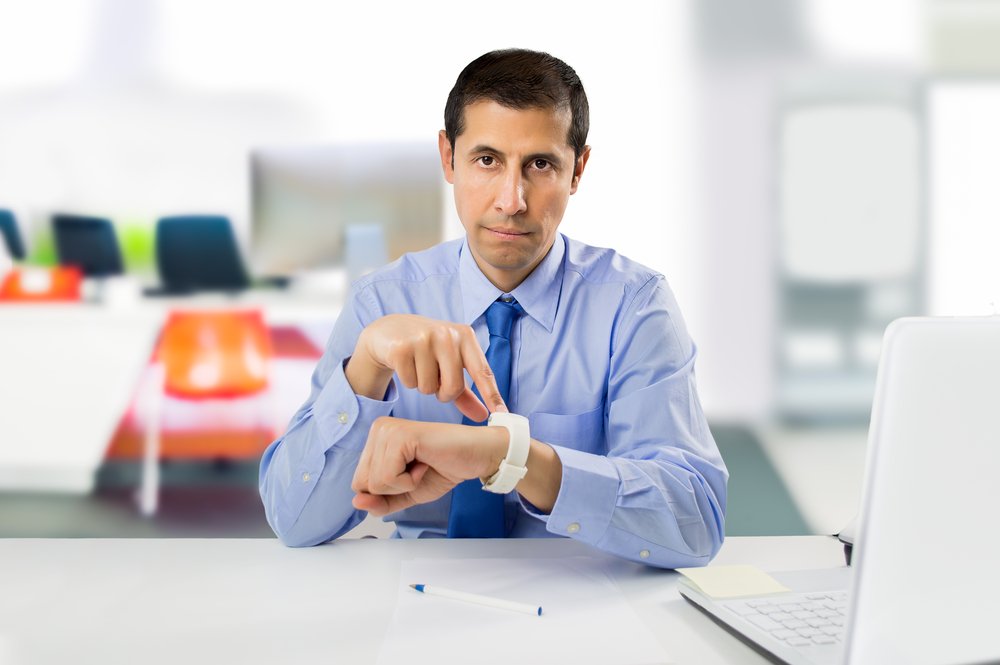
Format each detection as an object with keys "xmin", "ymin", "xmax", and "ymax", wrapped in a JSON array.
[
  {"xmin": 438, "ymin": 130, "xmax": 455, "ymax": 184},
  {"xmin": 570, "ymin": 145, "xmax": 591, "ymax": 195}
]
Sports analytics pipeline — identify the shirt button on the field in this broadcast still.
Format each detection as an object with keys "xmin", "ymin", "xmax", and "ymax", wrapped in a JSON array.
[
  {"xmin": 639, "ymin": 549, "xmax": 650, "ymax": 560},
  {"xmin": 500, "ymin": 295, "xmax": 513, "ymax": 303},
  {"xmin": 302, "ymin": 472, "xmax": 311, "ymax": 483},
  {"xmin": 337, "ymin": 412, "xmax": 349, "ymax": 425},
  {"xmin": 567, "ymin": 522, "xmax": 580, "ymax": 534}
]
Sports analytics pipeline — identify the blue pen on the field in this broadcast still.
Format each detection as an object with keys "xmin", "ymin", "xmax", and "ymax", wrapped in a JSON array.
[{"xmin": 409, "ymin": 584, "xmax": 542, "ymax": 616}]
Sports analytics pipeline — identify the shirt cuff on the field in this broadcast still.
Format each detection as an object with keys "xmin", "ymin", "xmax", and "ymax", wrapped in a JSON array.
[
  {"xmin": 519, "ymin": 444, "xmax": 620, "ymax": 546},
  {"xmin": 312, "ymin": 357, "xmax": 398, "ymax": 453}
]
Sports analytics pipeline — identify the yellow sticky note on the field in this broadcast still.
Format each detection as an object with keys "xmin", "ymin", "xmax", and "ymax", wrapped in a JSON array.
[{"xmin": 676, "ymin": 565, "xmax": 790, "ymax": 599}]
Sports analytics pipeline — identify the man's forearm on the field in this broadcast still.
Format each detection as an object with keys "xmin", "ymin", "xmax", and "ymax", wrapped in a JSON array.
[
  {"xmin": 351, "ymin": 419, "xmax": 565, "ymax": 516},
  {"xmin": 261, "ymin": 347, "xmax": 400, "ymax": 546}
]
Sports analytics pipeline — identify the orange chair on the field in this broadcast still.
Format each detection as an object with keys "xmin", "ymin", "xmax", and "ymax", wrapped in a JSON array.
[
  {"xmin": 140, "ymin": 309, "xmax": 274, "ymax": 516},
  {"xmin": 159, "ymin": 310, "xmax": 273, "ymax": 398},
  {"xmin": 0, "ymin": 267, "xmax": 82, "ymax": 302}
]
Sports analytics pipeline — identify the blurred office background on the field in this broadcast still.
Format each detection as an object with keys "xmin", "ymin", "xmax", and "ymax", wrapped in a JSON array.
[{"xmin": 1, "ymin": 0, "xmax": 996, "ymax": 539}]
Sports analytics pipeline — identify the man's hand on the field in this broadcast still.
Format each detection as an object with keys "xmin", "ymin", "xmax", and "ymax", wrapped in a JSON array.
[
  {"xmin": 350, "ymin": 417, "xmax": 508, "ymax": 516},
  {"xmin": 345, "ymin": 314, "xmax": 506, "ymax": 422}
]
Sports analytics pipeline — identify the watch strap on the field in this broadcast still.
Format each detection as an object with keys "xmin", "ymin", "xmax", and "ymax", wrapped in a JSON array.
[{"xmin": 481, "ymin": 412, "xmax": 530, "ymax": 494}]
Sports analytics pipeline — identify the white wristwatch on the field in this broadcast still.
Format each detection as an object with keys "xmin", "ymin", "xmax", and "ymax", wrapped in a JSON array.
[{"xmin": 481, "ymin": 412, "xmax": 530, "ymax": 494}]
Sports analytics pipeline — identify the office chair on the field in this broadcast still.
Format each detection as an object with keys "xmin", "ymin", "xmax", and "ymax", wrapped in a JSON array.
[
  {"xmin": 0, "ymin": 209, "xmax": 26, "ymax": 261},
  {"xmin": 1, "ymin": 210, "xmax": 84, "ymax": 302},
  {"xmin": 154, "ymin": 215, "xmax": 250, "ymax": 293},
  {"xmin": 139, "ymin": 309, "xmax": 274, "ymax": 516},
  {"xmin": 52, "ymin": 214, "xmax": 124, "ymax": 277}
]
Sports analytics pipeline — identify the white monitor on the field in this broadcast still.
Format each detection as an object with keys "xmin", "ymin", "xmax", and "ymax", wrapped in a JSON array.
[{"xmin": 250, "ymin": 142, "xmax": 444, "ymax": 279}]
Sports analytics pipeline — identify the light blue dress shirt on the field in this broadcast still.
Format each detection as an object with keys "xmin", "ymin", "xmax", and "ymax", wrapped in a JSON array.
[{"xmin": 259, "ymin": 234, "xmax": 728, "ymax": 568}]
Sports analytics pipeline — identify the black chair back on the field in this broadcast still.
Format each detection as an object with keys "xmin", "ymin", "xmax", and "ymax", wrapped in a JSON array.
[
  {"xmin": 155, "ymin": 215, "xmax": 250, "ymax": 293},
  {"xmin": 0, "ymin": 209, "xmax": 26, "ymax": 260},
  {"xmin": 52, "ymin": 214, "xmax": 124, "ymax": 277}
]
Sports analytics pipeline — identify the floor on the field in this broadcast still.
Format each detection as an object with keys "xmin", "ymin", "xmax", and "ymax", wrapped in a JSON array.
[
  {"xmin": 0, "ymin": 424, "xmax": 869, "ymax": 541},
  {"xmin": 754, "ymin": 424, "xmax": 868, "ymax": 536}
]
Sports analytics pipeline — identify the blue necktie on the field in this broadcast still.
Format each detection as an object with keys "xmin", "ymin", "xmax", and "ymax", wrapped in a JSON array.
[{"xmin": 447, "ymin": 298, "xmax": 524, "ymax": 538}]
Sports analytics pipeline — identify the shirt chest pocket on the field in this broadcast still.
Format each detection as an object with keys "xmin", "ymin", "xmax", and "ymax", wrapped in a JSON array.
[{"xmin": 528, "ymin": 405, "xmax": 605, "ymax": 454}]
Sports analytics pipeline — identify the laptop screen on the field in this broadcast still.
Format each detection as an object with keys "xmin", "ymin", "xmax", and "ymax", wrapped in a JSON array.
[{"xmin": 846, "ymin": 317, "xmax": 1000, "ymax": 665}]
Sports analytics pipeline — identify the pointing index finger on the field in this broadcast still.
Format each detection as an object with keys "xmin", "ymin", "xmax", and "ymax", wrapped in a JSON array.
[{"xmin": 459, "ymin": 333, "xmax": 508, "ymax": 415}]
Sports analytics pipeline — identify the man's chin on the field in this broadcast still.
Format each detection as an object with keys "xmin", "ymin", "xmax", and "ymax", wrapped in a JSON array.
[{"xmin": 478, "ymin": 249, "xmax": 534, "ymax": 273}]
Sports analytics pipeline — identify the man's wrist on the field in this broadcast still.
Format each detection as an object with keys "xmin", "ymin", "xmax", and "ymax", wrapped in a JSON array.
[
  {"xmin": 344, "ymin": 349, "xmax": 394, "ymax": 401},
  {"xmin": 477, "ymin": 425, "xmax": 510, "ymax": 481}
]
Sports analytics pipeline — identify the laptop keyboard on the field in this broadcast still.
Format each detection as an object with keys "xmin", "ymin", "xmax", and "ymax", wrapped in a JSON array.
[{"xmin": 721, "ymin": 591, "xmax": 849, "ymax": 648}]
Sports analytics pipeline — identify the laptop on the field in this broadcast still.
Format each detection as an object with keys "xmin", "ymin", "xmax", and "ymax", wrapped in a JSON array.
[{"xmin": 679, "ymin": 317, "xmax": 1000, "ymax": 665}]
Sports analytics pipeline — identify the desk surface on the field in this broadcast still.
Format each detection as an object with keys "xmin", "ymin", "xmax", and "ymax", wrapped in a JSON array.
[
  {"xmin": 0, "ymin": 536, "xmax": 845, "ymax": 665},
  {"xmin": 0, "ymin": 306, "xmax": 164, "ymax": 492}
]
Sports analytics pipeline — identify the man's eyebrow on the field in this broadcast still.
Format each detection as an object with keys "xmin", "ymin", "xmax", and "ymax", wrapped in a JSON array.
[{"xmin": 469, "ymin": 144, "xmax": 504, "ymax": 157}]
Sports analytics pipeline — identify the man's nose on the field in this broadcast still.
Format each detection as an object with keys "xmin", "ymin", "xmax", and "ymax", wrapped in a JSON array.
[{"xmin": 495, "ymin": 169, "xmax": 527, "ymax": 216}]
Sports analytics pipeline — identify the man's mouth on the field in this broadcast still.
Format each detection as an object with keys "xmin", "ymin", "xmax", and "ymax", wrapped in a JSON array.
[{"xmin": 486, "ymin": 227, "xmax": 530, "ymax": 239}]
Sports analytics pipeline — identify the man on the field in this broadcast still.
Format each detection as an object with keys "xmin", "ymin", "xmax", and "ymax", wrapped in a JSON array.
[{"xmin": 259, "ymin": 49, "xmax": 727, "ymax": 568}]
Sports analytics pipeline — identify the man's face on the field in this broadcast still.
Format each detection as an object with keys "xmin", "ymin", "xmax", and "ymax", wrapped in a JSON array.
[{"xmin": 438, "ymin": 100, "xmax": 590, "ymax": 292}]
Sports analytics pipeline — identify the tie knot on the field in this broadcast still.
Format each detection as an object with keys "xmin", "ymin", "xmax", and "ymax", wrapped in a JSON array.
[{"xmin": 485, "ymin": 298, "xmax": 523, "ymax": 340}]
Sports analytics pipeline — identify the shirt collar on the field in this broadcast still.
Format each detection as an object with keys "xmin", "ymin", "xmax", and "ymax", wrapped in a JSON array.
[{"xmin": 459, "ymin": 234, "xmax": 565, "ymax": 333}]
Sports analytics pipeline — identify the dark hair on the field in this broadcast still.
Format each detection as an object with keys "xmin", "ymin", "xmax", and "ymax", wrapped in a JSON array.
[{"xmin": 444, "ymin": 49, "xmax": 589, "ymax": 161}]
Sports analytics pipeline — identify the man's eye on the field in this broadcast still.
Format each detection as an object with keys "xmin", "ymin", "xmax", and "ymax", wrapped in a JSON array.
[
  {"xmin": 479, "ymin": 156, "xmax": 495, "ymax": 166},
  {"xmin": 533, "ymin": 159, "xmax": 550, "ymax": 170}
]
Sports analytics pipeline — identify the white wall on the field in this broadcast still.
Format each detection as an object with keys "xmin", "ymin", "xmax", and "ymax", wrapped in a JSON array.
[
  {"xmin": 0, "ymin": 0, "xmax": 695, "ymax": 277},
  {"xmin": 929, "ymin": 83, "xmax": 1000, "ymax": 316},
  {"xmin": 1, "ymin": 0, "xmax": 946, "ymax": 422}
]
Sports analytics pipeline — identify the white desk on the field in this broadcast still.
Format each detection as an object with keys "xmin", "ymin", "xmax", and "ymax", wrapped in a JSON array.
[
  {"xmin": 0, "ymin": 304, "xmax": 164, "ymax": 492},
  {"xmin": 0, "ymin": 536, "xmax": 845, "ymax": 665}
]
